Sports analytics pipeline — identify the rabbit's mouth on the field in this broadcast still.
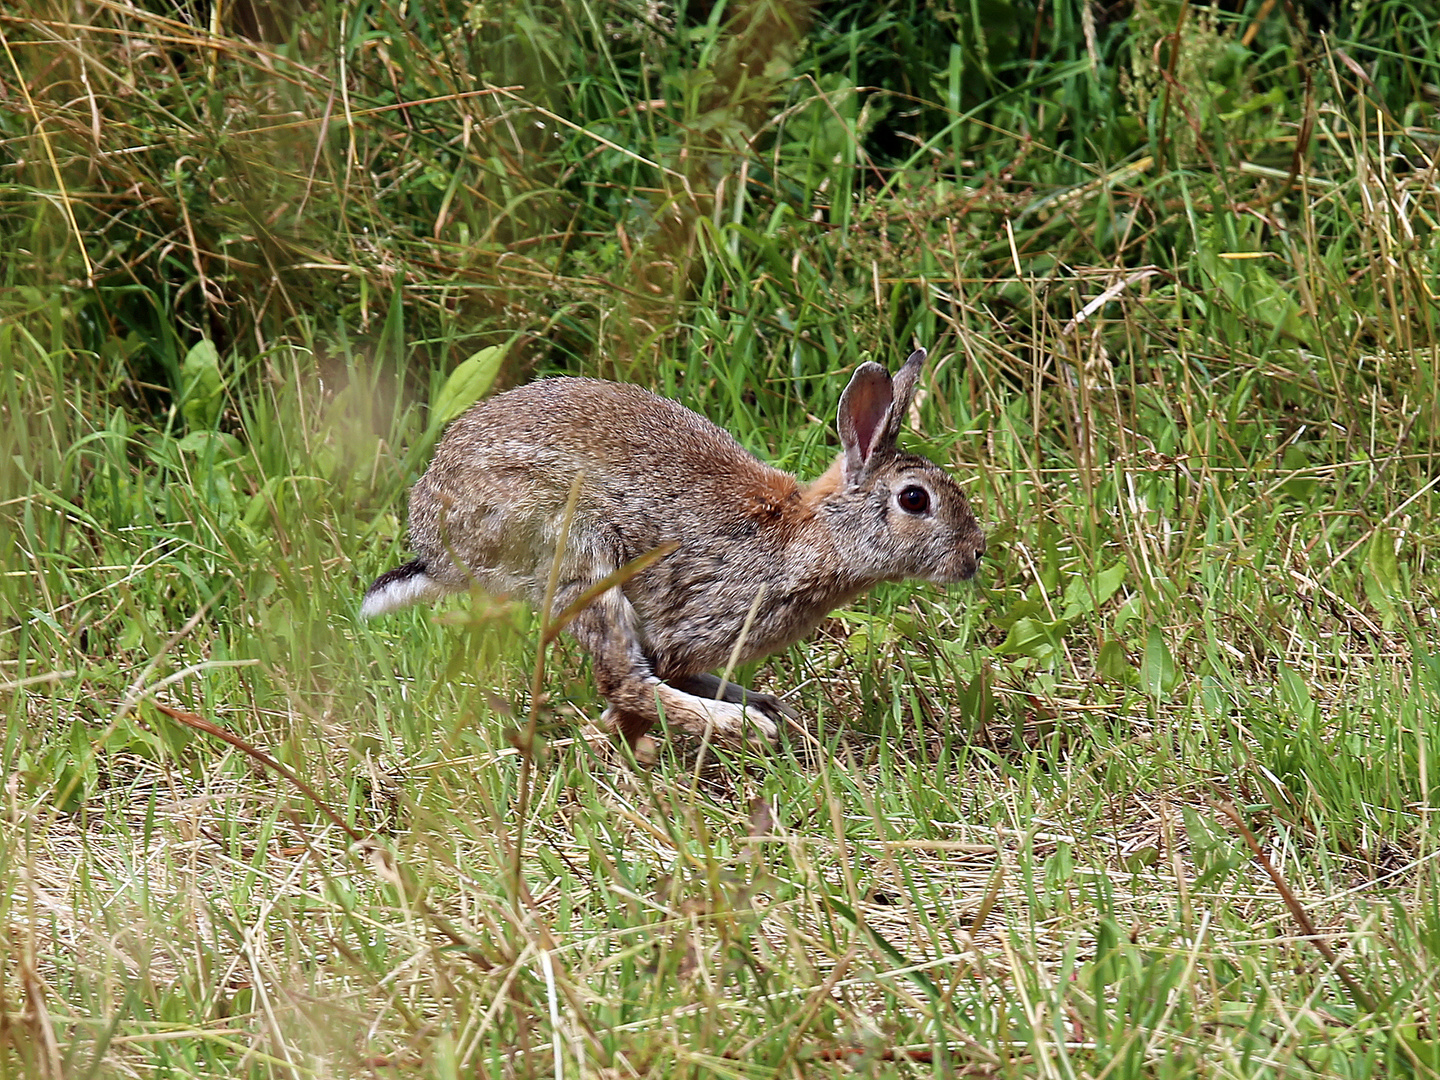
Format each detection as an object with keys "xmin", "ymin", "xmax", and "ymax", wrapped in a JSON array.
[
  {"xmin": 931, "ymin": 560, "xmax": 982, "ymax": 585},
  {"xmin": 932, "ymin": 535, "xmax": 986, "ymax": 584}
]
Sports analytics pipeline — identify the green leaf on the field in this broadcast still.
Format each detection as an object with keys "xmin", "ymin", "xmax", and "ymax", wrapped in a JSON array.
[
  {"xmin": 1089, "ymin": 918, "xmax": 1124, "ymax": 987},
  {"xmin": 1198, "ymin": 248, "xmax": 1313, "ymax": 343},
  {"xmin": 1141, "ymin": 625, "xmax": 1178, "ymax": 697},
  {"xmin": 431, "ymin": 346, "xmax": 505, "ymax": 429},
  {"xmin": 1121, "ymin": 845, "xmax": 1160, "ymax": 871},
  {"xmin": 954, "ymin": 663, "xmax": 995, "ymax": 725},
  {"xmin": 996, "ymin": 615, "xmax": 1069, "ymax": 662},
  {"xmin": 1114, "ymin": 594, "xmax": 1143, "ymax": 636},
  {"xmin": 1395, "ymin": 1022, "xmax": 1440, "ymax": 1072},
  {"xmin": 820, "ymin": 893, "xmax": 941, "ymax": 1008},
  {"xmin": 1062, "ymin": 560, "xmax": 1127, "ymax": 618},
  {"xmin": 1096, "ymin": 638, "xmax": 1136, "ymax": 684},
  {"xmin": 1217, "ymin": 86, "xmax": 1286, "ymax": 122},
  {"xmin": 176, "ymin": 429, "xmax": 242, "ymax": 457},
  {"xmin": 992, "ymin": 597, "xmax": 1046, "ymax": 632},
  {"xmin": 1277, "ymin": 664, "xmax": 1317, "ymax": 721},
  {"xmin": 180, "ymin": 338, "xmax": 223, "ymax": 430},
  {"xmin": 1182, "ymin": 806, "xmax": 1247, "ymax": 889},
  {"xmin": 1363, "ymin": 530, "xmax": 1402, "ymax": 629},
  {"xmin": 1039, "ymin": 523, "xmax": 1062, "ymax": 592},
  {"xmin": 1367, "ymin": 531, "xmax": 1400, "ymax": 592}
]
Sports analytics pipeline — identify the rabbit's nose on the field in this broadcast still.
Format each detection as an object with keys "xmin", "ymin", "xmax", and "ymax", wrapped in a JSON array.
[
  {"xmin": 949, "ymin": 549, "xmax": 982, "ymax": 582},
  {"xmin": 964, "ymin": 535, "xmax": 986, "ymax": 576}
]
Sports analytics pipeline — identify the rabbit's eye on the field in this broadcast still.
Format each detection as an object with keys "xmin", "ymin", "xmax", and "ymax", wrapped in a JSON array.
[{"xmin": 898, "ymin": 485, "xmax": 930, "ymax": 514}]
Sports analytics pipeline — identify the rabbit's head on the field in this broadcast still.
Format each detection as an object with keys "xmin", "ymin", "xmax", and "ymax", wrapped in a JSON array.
[{"xmin": 820, "ymin": 349, "xmax": 985, "ymax": 586}]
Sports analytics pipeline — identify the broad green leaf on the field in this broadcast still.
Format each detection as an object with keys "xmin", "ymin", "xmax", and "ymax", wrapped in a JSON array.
[
  {"xmin": 993, "ymin": 597, "xmax": 1047, "ymax": 632},
  {"xmin": 1122, "ymin": 845, "xmax": 1160, "ymax": 871},
  {"xmin": 996, "ymin": 615, "xmax": 1069, "ymax": 662},
  {"xmin": 1096, "ymin": 638, "xmax": 1136, "ymax": 684},
  {"xmin": 431, "ymin": 346, "xmax": 505, "ymax": 428},
  {"xmin": 1277, "ymin": 664, "xmax": 1317, "ymax": 721},
  {"xmin": 1039, "ymin": 523, "xmax": 1062, "ymax": 592},
  {"xmin": 1114, "ymin": 593, "xmax": 1143, "ymax": 636},
  {"xmin": 1062, "ymin": 560, "xmax": 1127, "ymax": 617},
  {"xmin": 1395, "ymin": 1023, "xmax": 1440, "ymax": 1072},
  {"xmin": 1183, "ymin": 806, "xmax": 1247, "ymax": 889},
  {"xmin": 180, "ymin": 338, "xmax": 223, "ymax": 430},
  {"xmin": 1199, "ymin": 248, "xmax": 1313, "ymax": 343},
  {"xmin": 1363, "ymin": 530, "xmax": 1402, "ymax": 629},
  {"xmin": 1367, "ymin": 530, "xmax": 1401, "ymax": 592},
  {"xmin": 176, "ymin": 429, "xmax": 242, "ymax": 457}
]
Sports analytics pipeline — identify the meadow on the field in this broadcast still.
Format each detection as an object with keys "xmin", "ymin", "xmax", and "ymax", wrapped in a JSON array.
[{"xmin": 3, "ymin": 0, "xmax": 1439, "ymax": 1076}]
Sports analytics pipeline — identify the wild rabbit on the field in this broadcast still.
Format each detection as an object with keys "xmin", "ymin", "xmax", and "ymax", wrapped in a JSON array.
[{"xmin": 363, "ymin": 348, "xmax": 984, "ymax": 748}]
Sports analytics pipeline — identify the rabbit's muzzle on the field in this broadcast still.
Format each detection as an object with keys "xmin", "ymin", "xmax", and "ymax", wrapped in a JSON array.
[{"xmin": 930, "ymin": 521, "xmax": 986, "ymax": 584}]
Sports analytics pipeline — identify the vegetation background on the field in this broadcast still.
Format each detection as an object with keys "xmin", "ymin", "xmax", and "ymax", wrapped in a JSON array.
[{"xmin": 3, "ymin": 0, "xmax": 1439, "ymax": 1075}]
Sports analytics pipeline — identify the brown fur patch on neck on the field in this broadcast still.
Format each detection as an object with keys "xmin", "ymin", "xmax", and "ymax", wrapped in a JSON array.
[
  {"xmin": 744, "ymin": 468, "xmax": 804, "ymax": 523},
  {"xmin": 799, "ymin": 457, "xmax": 845, "ymax": 511},
  {"xmin": 742, "ymin": 457, "xmax": 845, "ymax": 541}
]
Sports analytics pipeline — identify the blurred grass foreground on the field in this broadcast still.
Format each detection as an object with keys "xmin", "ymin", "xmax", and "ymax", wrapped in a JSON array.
[{"xmin": 3, "ymin": 0, "xmax": 1440, "ymax": 1077}]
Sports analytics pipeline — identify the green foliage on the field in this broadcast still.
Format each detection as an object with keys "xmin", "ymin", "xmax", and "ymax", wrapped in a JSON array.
[{"xmin": 3, "ymin": 0, "xmax": 1440, "ymax": 1076}]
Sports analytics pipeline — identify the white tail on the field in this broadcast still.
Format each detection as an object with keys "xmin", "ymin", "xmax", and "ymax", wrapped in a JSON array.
[{"xmin": 361, "ymin": 560, "xmax": 445, "ymax": 618}]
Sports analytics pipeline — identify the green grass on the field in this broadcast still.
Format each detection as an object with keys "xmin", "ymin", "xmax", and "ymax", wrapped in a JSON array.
[{"xmin": 3, "ymin": 0, "xmax": 1440, "ymax": 1076}]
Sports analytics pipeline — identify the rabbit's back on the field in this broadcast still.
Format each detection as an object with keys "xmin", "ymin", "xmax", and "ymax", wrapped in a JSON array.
[
  {"xmin": 406, "ymin": 378, "xmax": 802, "ymax": 607},
  {"xmin": 430, "ymin": 377, "xmax": 764, "ymax": 489}
]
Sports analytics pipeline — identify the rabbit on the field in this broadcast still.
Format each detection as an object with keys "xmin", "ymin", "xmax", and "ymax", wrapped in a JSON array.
[{"xmin": 362, "ymin": 347, "xmax": 985, "ymax": 749}]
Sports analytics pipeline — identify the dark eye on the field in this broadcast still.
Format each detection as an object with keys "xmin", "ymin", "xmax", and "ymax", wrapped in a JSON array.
[{"xmin": 898, "ymin": 485, "xmax": 930, "ymax": 514}]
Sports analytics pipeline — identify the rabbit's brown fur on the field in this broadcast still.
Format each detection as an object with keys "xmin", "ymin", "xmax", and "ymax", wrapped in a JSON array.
[{"xmin": 363, "ymin": 349, "xmax": 984, "ymax": 747}]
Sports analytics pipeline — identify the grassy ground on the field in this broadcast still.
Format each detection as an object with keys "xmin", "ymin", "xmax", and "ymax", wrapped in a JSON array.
[{"xmin": 3, "ymin": 0, "xmax": 1440, "ymax": 1076}]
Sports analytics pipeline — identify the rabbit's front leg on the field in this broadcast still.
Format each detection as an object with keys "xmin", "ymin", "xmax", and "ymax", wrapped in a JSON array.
[{"xmin": 563, "ymin": 584, "xmax": 778, "ymax": 748}]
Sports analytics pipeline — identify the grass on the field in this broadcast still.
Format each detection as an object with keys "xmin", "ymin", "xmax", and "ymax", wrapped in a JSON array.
[{"xmin": 3, "ymin": 0, "xmax": 1440, "ymax": 1075}]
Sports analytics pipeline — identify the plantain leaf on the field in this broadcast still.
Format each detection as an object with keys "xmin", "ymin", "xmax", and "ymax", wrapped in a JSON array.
[
  {"xmin": 180, "ymin": 338, "xmax": 223, "ymax": 430},
  {"xmin": 431, "ymin": 345, "xmax": 505, "ymax": 429}
]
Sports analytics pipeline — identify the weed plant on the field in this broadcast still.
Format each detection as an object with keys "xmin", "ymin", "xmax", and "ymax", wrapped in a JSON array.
[{"xmin": 3, "ymin": 0, "xmax": 1440, "ymax": 1076}]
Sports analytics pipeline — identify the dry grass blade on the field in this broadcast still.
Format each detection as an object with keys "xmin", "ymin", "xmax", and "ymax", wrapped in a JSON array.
[
  {"xmin": 151, "ymin": 702, "xmax": 364, "ymax": 843},
  {"xmin": 1213, "ymin": 799, "xmax": 1379, "ymax": 1015}
]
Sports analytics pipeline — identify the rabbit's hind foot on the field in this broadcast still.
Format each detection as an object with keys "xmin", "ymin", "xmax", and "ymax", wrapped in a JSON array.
[
  {"xmin": 653, "ymin": 678, "xmax": 779, "ymax": 746},
  {"xmin": 601, "ymin": 679, "xmax": 778, "ymax": 753},
  {"xmin": 571, "ymin": 582, "xmax": 777, "ymax": 752},
  {"xmin": 669, "ymin": 672, "xmax": 797, "ymax": 725}
]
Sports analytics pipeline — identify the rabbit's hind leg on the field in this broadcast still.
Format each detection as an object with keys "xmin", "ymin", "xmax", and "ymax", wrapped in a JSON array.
[
  {"xmin": 670, "ymin": 673, "xmax": 797, "ymax": 727},
  {"xmin": 565, "ymin": 584, "xmax": 777, "ymax": 749},
  {"xmin": 649, "ymin": 678, "xmax": 779, "ymax": 747}
]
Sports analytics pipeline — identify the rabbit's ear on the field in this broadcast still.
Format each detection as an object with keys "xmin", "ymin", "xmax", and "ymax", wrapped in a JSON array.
[
  {"xmin": 884, "ymin": 348, "xmax": 928, "ymax": 441},
  {"xmin": 838, "ymin": 349, "xmax": 929, "ymax": 482},
  {"xmin": 838, "ymin": 361, "xmax": 896, "ymax": 481}
]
